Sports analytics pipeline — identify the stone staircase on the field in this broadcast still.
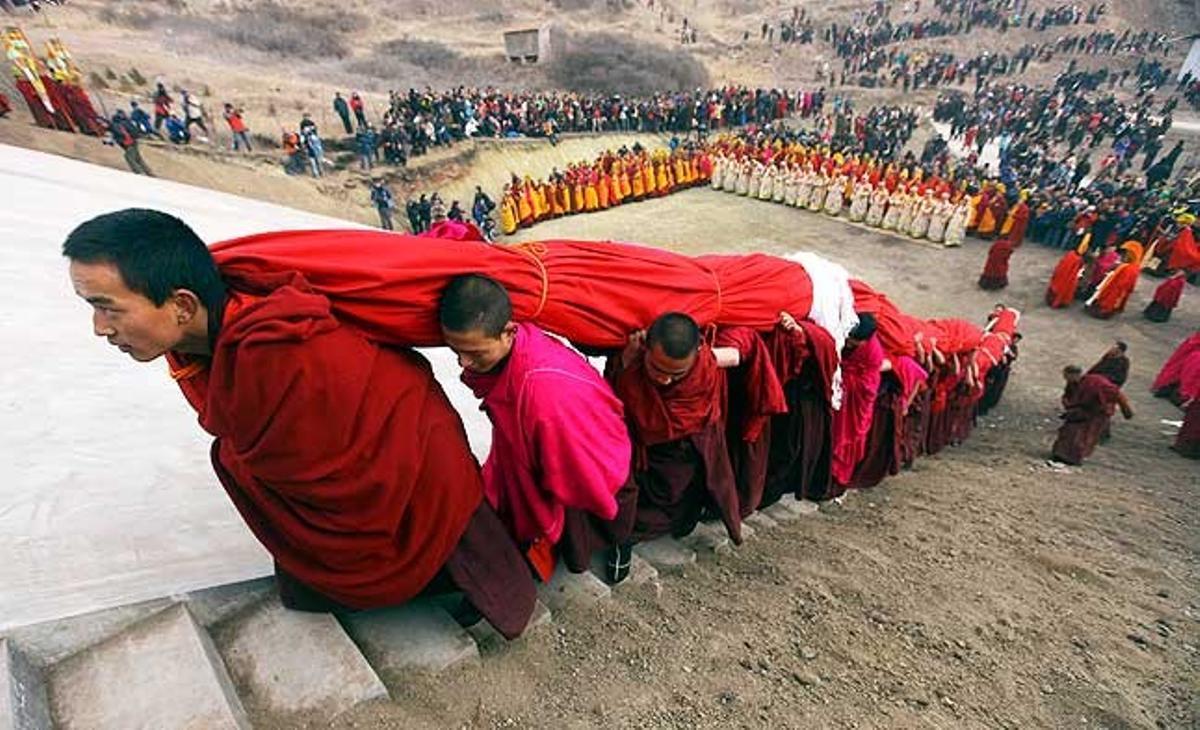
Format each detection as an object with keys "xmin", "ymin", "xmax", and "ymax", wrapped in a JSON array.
[{"xmin": 0, "ymin": 498, "xmax": 824, "ymax": 729}]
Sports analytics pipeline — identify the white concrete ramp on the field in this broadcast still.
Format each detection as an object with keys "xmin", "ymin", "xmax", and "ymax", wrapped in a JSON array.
[{"xmin": 0, "ymin": 143, "xmax": 494, "ymax": 633}]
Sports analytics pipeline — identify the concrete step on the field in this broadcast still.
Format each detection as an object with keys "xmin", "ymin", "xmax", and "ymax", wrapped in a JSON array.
[
  {"xmin": 1, "ymin": 639, "xmax": 51, "ymax": 730},
  {"xmin": 212, "ymin": 596, "xmax": 387, "ymax": 721},
  {"xmin": 4, "ymin": 578, "xmax": 274, "ymax": 670},
  {"xmin": 184, "ymin": 578, "xmax": 275, "ymax": 628},
  {"xmin": 538, "ymin": 566, "xmax": 612, "ymax": 612},
  {"xmin": 340, "ymin": 600, "xmax": 479, "ymax": 681},
  {"xmin": 678, "ymin": 521, "xmax": 733, "ymax": 555},
  {"xmin": 744, "ymin": 511, "xmax": 779, "ymax": 531},
  {"xmin": 633, "ymin": 537, "xmax": 697, "ymax": 574},
  {"xmin": 763, "ymin": 497, "xmax": 819, "ymax": 523},
  {"xmin": 47, "ymin": 604, "xmax": 250, "ymax": 730},
  {"xmin": 464, "ymin": 600, "xmax": 553, "ymax": 651}
]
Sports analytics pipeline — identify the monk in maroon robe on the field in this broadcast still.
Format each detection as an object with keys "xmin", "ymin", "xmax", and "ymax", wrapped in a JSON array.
[
  {"xmin": 62, "ymin": 209, "xmax": 537, "ymax": 638},
  {"xmin": 1050, "ymin": 366, "xmax": 1133, "ymax": 466},
  {"xmin": 714, "ymin": 326, "xmax": 787, "ymax": 517},
  {"xmin": 762, "ymin": 313, "xmax": 838, "ymax": 505},
  {"xmin": 611, "ymin": 312, "xmax": 743, "ymax": 544},
  {"xmin": 1143, "ymin": 271, "xmax": 1187, "ymax": 323},
  {"xmin": 978, "ymin": 236, "xmax": 1016, "ymax": 290},
  {"xmin": 1087, "ymin": 341, "xmax": 1130, "ymax": 388}
]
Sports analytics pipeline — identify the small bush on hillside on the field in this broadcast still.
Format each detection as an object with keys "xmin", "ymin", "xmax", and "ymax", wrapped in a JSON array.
[
  {"xmin": 548, "ymin": 33, "xmax": 709, "ymax": 96},
  {"xmin": 128, "ymin": 68, "xmax": 147, "ymax": 86},
  {"xmin": 97, "ymin": 5, "xmax": 163, "ymax": 29},
  {"xmin": 476, "ymin": 9, "xmax": 509, "ymax": 23},
  {"xmin": 374, "ymin": 39, "xmax": 462, "ymax": 70},
  {"xmin": 88, "ymin": 72, "xmax": 109, "ymax": 90},
  {"xmin": 209, "ymin": 2, "xmax": 368, "ymax": 59}
]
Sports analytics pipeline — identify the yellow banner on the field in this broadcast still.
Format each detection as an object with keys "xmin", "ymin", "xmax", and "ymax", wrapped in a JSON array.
[
  {"xmin": 3, "ymin": 26, "xmax": 53, "ymax": 111},
  {"xmin": 44, "ymin": 37, "xmax": 82, "ymax": 84}
]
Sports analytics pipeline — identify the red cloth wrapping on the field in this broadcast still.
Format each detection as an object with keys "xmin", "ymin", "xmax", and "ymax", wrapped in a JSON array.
[
  {"xmin": 973, "ymin": 307, "xmax": 1020, "ymax": 380},
  {"xmin": 421, "ymin": 219, "xmax": 486, "ymax": 241},
  {"xmin": 171, "ymin": 275, "xmax": 484, "ymax": 609},
  {"xmin": 211, "ymin": 230, "xmax": 814, "ymax": 349},
  {"xmin": 714, "ymin": 326, "xmax": 787, "ymax": 442},
  {"xmin": 848, "ymin": 279, "xmax": 930, "ymax": 358}
]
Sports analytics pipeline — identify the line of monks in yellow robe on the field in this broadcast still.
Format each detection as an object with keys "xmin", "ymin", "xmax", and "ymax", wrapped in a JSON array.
[{"xmin": 498, "ymin": 147, "xmax": 715, "ymax": 235}]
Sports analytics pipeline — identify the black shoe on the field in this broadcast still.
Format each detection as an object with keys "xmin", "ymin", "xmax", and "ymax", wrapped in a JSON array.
[
  {"xmin": 606, "ymin": 544, "xmax": 633, "ymax": 584},
  {"xmin": 449, "ymin": 597, "xmax": 484, "ymax": 629}
]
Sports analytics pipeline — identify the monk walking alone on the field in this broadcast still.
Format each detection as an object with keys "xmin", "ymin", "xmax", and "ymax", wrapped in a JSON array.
[{"xmin": 1049, "ymin": 365, "xmax": 1133, "ymax": 467}]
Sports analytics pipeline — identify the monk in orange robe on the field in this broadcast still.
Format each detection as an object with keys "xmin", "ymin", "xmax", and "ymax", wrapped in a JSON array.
[
  {"xmin": 631, "ymin": 164, "xmax": 646, "ymax": 198},
  {"xmin": 1045, "ymin": 244, "xmax": 1087, "ymax": 308},
  {"xmin": 597, "ymin": 169, "xmax": 610, "ymax": 209},
  {"xmin": 1086, "ymin": 241, "xmax": 1144, "ymax": 319}
]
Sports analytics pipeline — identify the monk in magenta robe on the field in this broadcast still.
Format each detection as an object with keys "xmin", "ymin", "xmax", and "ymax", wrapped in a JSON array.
[
  {"xmin": 440, "ymin": 274, "xmax": 637, "ymax": 583},
  {"xmin": 831, "ymin": 314, "xmax": 885, "ymax": 493},
  {"xmin": 1050, "ymin": 366, "xmax": 1133, "ymax": 466},
  {"xmin": 64, "ymin": 209, "xmax": 536, "ymax": 638},
  {"xmin": 610, "ymin": 312, "xmax": 744, "ymax": 545}
]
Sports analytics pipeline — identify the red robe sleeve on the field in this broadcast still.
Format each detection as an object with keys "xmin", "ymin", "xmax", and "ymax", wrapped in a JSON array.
[{"xmin": 715, "ymin": 326, "xmax": 787, "ymax": 442}]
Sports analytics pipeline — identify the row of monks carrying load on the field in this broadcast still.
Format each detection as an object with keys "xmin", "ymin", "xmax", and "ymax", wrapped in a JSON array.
[
  {"xmin": 71, "ymin": 210, "xmax": 1022, "ymax": 638},
  {"xmin": 708, "ymin": 135, "xmax": 1033, "ymax": 249},
  {"xmin": 499, "ymin": 144, "xmax": 715, "ymax": 235}
]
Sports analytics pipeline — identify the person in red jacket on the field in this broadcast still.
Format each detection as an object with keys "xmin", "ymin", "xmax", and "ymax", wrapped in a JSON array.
[{"xmin": 222, "ymin": 103, "xmax": 252, "ymax": 152}]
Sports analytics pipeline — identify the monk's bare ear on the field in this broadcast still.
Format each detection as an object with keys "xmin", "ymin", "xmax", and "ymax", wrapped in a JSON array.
[{"xmin": 171, "ymin": 289, "xmax": 202, "ymax": 322}]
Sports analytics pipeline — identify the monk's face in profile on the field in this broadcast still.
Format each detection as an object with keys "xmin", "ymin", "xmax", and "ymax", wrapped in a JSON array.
[
  {"xmin": 444, "ymin": 323, "xmax": 516, "ymax": 374},
  {"xmin": 69, "ymin": 259, "xmax": 192, "ymax": 362},
  {"xmin": 644, "ymin": 343, "xmax": 696, "ymax": 388}
]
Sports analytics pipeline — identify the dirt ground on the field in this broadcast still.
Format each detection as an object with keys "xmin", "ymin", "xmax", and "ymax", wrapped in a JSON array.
[{"xmin": 250, "ymin": 189, "xmax": 1199, "ymax": 730}]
